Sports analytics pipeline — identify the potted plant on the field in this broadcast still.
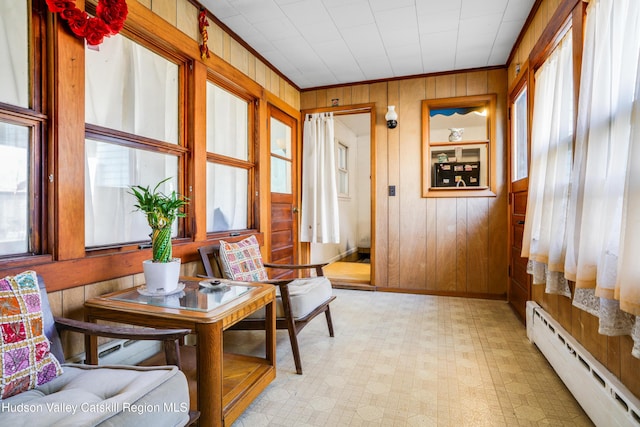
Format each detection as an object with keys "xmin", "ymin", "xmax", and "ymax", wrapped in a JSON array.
[{"xmin": 130, "ymin": 177, "xmax": 188, "ymax": 293}]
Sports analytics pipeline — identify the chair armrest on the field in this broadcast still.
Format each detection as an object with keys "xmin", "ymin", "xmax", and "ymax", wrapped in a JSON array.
[
  {"xmin": 54, "ymin": 316, "xmax": 191, "ymax": 341},
  {"xmin": 263, "ymin": 262, "xmax": 328, "ymax": 276}
]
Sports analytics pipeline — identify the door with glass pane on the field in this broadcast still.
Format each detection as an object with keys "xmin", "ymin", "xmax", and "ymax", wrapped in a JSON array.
[
  {"xmin": 269, "ymin": 106, "xmax": 297, "ymax": 279},
  {"xmin": 508, "ymin": 74, "xmax": 530, "ymax": 322}
]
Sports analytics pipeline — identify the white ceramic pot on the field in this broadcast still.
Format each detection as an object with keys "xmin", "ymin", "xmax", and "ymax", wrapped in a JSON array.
[{"xmin": 143, "ymin": 258, "xmax": 181, "ymax": 293}]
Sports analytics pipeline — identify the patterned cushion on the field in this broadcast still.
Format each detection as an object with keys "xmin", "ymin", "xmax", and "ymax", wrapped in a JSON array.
[
  {"xmin": 0, "ymin": 271, "xmax": 63, "ymax": 399},
  {"xmin": 219, "ymin": 236, "xmax": 269, "ymax": 282}
]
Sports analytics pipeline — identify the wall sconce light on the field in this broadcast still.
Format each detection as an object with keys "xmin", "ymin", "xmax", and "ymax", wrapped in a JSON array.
[{"xmin": 385, "ymin": 105, "xmax": 398, "ymax": 129}]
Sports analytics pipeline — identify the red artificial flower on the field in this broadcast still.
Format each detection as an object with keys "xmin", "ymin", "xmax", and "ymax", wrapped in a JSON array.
[
  {"xmin": 46, "ymin": 0, "xmax": 75, "ymax": 13},
  {"xmin": 96, "ymin": 0, "xmax": 128, "ymax": 34},
  {"xmin": 46, "ymin": 0, "xmax": 128, "ymax": 46},
  {"xmin": 61, "ymin": 7, "xmax": 89, "ymax": 37},
  {"xmin": 84, "ymin": 17, "xmax": 110, "ymax": 46}
]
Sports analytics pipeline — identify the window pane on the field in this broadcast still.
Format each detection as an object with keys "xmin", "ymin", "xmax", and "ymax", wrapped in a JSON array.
[
  {"xmin": 85, "ymin": 139, "xmax": 179, "ymax": 246},
  {"xmin": 206, "ymin": 163, "xmax": 248, "ymax": 232},
  {"xmin": 512, "ymin": 87, "xmax": 528, "ymax": 181},
  {"xmin": 85, "ymin": 34, "xmax": 179, "ymax": 144},
  {"xmin": 271, "ymin": 157, "xmax": 292, "ymax": 194},
  {"xmin": 0, "ymin": 122, "xmax": 29, "ymax": 255},
  {"xmin": 206, "ymin": 83, "xmax": 248, "ymax": 160},
  {"xmin": 0, "ymin": 1, "xmax": 29, "ymax": 107},
  {"xmin": 270, "ymin": 117, "xmax": 291, "ymax": 159}
]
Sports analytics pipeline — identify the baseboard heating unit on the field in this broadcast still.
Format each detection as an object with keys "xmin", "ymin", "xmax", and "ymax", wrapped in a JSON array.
[{"xmin": 526, "ymin": 301, "xmax": 640, "ymax": 427}]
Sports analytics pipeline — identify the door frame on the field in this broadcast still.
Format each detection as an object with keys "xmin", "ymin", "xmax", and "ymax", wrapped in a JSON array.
[{"xmin": 300, "ymin": 103, "xmax": 377, "ymax": 285}]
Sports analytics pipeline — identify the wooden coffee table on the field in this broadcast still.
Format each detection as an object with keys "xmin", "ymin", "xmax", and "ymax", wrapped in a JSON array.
[{"xmin": 83, "ymin": 277, "xmax": 276, "ymax": 427}]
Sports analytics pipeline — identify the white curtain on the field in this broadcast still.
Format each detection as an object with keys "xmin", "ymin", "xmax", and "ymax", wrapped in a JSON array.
[
  {"xmin": 522, "ymin": 31, "xmax": 574, "ymax": 297},
  {"xmin": 0, "ymin": 1, "xmax": 28, "ymax": 108},
  {"xmin": 301, "ymin": 113, "xmax": 339, "ymax": 243},
  {"xmin": 563, "ymin": 0, "xmax": 640, "ymax": 354}
]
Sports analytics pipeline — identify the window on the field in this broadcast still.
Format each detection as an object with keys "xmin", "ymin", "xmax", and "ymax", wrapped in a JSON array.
[
  {"xmin": 206, "ymin": 80, "xmax": 254, "ymax": 233},
  {"xmin": 421, "ymin": 94, "xmax": 497, "ymax": 197},
  {"xmin": 84, "ymin": 33, "xmax": 184, "ymax": 248},
  {"xmin": 337, "ymin": 142, "xmax": 349, "ymax": 196},
  {"xmin": 0, "ymin": 1, "xmax": 45, "ymax": 257},
  {"xmin": 511, "ymin": 85, "xmax": 529, "ymax": 182},
  {"xmin": 270, "ymin": 116, "xmax": 292, "ymax": 194}
]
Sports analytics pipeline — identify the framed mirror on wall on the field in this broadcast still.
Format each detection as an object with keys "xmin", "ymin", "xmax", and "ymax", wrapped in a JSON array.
[{"xmin": 421, "ymin": 94, "xmax": 497, "ymax": 197}]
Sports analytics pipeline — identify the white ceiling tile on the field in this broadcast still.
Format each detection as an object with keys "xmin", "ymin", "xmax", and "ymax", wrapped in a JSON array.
[
  {"xmin": 369, "ymin": 0, "xmax": 415, "ymax": 12},
  {"xmin": 380, "ymin": 27, "xmax": 420, "ymax": 48},
  {"xmin": 230, "ymin": 0, "xmax": 286, "ymax": 24},
  {"xmin": 252, "ymin": 19, "xmax": 300, "ymax": 41},
  {"xmin": 280, "ymin": 0, "xmax": 332, "ymax": 26},
  {"xmin": 461, "ymin": 0, "xmax": 508, "ymax": 19},
  {"xmin": 298, "ymin": 21, "xmax": 342, "ymax": 43},
  {"xmin": 373, "ymin": 7, "xmax": 418, "ymax": 31},
  {"xmin": 202, "ymin": 0, "xmax": 533, "ymax": 88},
  {"xmin": 201, "ymin": 0, "xmax": 237, "ymax": 19},
  {"xmin": 504, "ymin": 0, "xmax": 536, "ymax": 21},
  {"xmin": 418, "ymin": 10, "xmax": 460, "ymax": 34},
  {"xmin": 327, "ymin": 1, "xmax": 375, "ymax": 29}
]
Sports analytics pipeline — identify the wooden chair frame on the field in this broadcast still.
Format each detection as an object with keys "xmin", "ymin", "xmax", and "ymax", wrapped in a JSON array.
[{"xmin": 198, "ymin": 244, "xmax": 335, "ymax": 374}]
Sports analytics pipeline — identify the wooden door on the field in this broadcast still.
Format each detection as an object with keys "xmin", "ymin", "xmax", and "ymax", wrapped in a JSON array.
[
  {"xmin": 508, "ymin": 74, "xmax": 531, "ymax": 322},
  {"xmin": 268, "ymin": 106, "xmax": 297, "ymax": 279}
]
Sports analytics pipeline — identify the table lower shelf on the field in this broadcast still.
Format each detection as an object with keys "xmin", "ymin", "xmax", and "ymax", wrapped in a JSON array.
[{"xmin": 142, "ymin": 345, "xmax": 275, "ymax": 425}]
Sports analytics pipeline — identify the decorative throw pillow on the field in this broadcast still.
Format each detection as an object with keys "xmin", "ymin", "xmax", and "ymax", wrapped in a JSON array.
[
  {"xmin": 0, "ymin": 270, "xmax": 63, "ymax": 399},
  {"xmin": 219, "ymin": 236, "xmax": 269, "ymax": 282}
]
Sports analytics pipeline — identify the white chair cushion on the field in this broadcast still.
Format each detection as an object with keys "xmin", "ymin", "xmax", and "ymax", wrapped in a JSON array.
[
  {"xmin": 0, "ymin": 364, "xmax": 190, "ymax": 426},
  {"xmin": 248, "ymin": 276, "xmax": 333, "ymax": 320}
]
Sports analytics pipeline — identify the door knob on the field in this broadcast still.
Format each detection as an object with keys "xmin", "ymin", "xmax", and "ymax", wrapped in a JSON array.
[{"xmin": 292, "ymin": 206, "xmax": 299, "ymax": 213}]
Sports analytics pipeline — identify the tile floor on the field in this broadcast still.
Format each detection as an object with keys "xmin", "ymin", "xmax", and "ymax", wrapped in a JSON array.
[{"xmin": 224, "ymin": 289, "xmax": 593, "ymax": 426}]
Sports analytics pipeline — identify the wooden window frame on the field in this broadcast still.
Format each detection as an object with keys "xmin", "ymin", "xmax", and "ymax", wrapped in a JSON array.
[
  {"xmin": 421, "ymin": 94, "xmax": 498, "ymax": 198},
  {"xmin": 205, "ymin": 74, "xmax": 258, "ymax": 235}
]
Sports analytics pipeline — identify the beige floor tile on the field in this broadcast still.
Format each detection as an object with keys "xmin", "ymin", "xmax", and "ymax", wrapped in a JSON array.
[{"xmin": 229, "ymin": 290, "xmax": 594, "ymax": 427}]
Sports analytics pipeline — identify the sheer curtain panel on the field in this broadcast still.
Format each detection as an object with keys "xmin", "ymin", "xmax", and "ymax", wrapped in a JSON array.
[
  {"xmin": 301, "ymin": 113, "xmax": 339, "ymax": 243},
  {"xmin": 564, "ymin": 0, "xmax": 640, "ymax": 354},
  {"xmin": 522, "ymin": 32, "xmax": 574, "ymax": 297}
]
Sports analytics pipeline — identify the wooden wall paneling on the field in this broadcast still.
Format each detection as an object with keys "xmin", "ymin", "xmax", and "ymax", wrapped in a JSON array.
[
  {"xmin": 487, "ymin": 69, "xmax": 508, "ymax": 294},
  {"xmin": 398, "ymin": 78, "xmax": 427, "ymax": 289},
  {"xmin": 247, "ymin": 56, "xmax": 256, "ymax": 81},
  {"xmin": 621, "ymin": 337, "xmax": 640, "ymax": 398},
  {"xmin": 455, "ymin": 73, "xmax": 468, "ymax": 96},
  {"xmin": 209, "ymin": 23, "xmax": 225, "ymax": 58},
  {"xmin": 435, "ymin": 74, "xmax": 456, "ymax": 98},
  {"xmin": 315, "ymin": 89, "xmax": 328, "ymax": 108},
  {"xmin": 176, "ymin": 0, "xmax": 198, "ymax": 41},
  {"xmin": 351, "ymin": 85, "xmax": 370, "ymax": 105},
  {"xmin": 435, "ymin": 199, "xmax": 458, "ymax": 291},
  {"xmin": 387, "ymin": 81, "xmax": 401, "ymax": 287},
  {"xmin": 456, "ymin": 198, "xmax": 468, "ymax": 292},
  {"xmin": 425, "ymin": 76, "xmax": 436, "ymax": 99},
  {"xmin": 230, "ymin": 39, "xmax": 250, "ymax": 75},
  {"xmin": 607, "ymin": 336, "xmax": 621, "ymax": 378},
  {"xmin": 425, "ymin": 198, "xmax": 437, "ymax": 290},
  {"xmin": 253, "ymin": 60, "xmax": 266, "ymax": 89},
  {"xmin": 467, "ymin": 71, "xmax": 488, "ymax": 96},
  {"xmin": 557, "ymin": 293, "xmax": 574, "ymax": 332},
  {"xmin": 52, "ymin": 6, "xmax": 86, "ymax": 260},
  {"xmin": 152, "ymin": 0, "xmax": 177, "ymax": 26},
  {"xmin": 300, "ymin": 91, "xmax": 317, "ymax": 110},
  {"xmin": 370, "ymin": 82, "xmax": 388, "ymax": 287},
  {"xmin": 222, "ymin": 31, "xmax": 232, "ymax": 63},
  {"xmin": 466, "ymin": 198, "xmax": 489, "ymax": 293},
  {"xmin": 138, "ymin": 0, "xmax": 151, "ymax": 8}
]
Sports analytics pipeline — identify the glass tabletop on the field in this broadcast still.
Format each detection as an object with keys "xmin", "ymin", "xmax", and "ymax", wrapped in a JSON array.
[{"xmin": 109, "ymin": 279, "xmax": 254, "ymax": 312}]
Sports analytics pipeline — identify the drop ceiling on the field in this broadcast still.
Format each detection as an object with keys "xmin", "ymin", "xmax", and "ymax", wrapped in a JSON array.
[{"xmin": 199, "ymin": 0, "xmax": 536, "ymax": 90}]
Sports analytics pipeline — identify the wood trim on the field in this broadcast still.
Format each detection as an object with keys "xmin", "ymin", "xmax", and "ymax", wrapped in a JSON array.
[
  {"xmin": 377, "ymin": 286, "xmax": 506, "ymax": 300},
  {"xmin": 190, "ymin": 60, "xmax": 208, "ymax": 241},
  {"xmin": 302, "ymin": 65, "xmax": 506, "ymax": 93},
  {"xmin": 529, "ymin": 0, "xmax": 582, "ymax": 72},
  {"xmin": 506, "ymin": 0, "xmax": 544, "ymax": 66},
  {"xmin": 0, "ymin": 232, "xmax": 263, "ymax": 292},
  {"xmin": 50, "ymin": 0, "xmax": 86, "ymax": 260},
  {"xmin": 421, "ymin": 94, "xmax": 498, "ymax": 198}
]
